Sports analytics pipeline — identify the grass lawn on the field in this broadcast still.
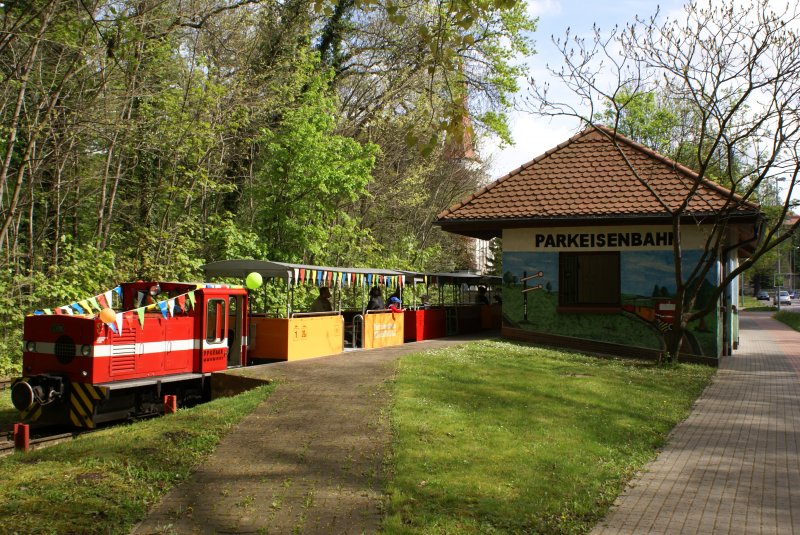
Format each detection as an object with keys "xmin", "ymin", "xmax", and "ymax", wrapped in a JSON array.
[
  {"xmin": 0, "ymin": 383, "xmax": 275, "ymax": 534},
  {"xmin": 0, "ymin": 388, "xmax": 15, "ymax": 430},
  {"xmin": 774, "ymin": 311, "xmax": 800, "ymax": 331},
  {"xmin": 740, "ymin": 295, "xmax": 777, "ymax": 312},
  {"xmin": 384, "ymin": 340, "xmax": 715, "ymax": 535}
]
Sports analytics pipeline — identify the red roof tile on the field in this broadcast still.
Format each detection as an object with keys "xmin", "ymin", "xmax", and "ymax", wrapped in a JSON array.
[{"xmin": 437, "ymin": 126, "xmax": 759, "ymax": 226}]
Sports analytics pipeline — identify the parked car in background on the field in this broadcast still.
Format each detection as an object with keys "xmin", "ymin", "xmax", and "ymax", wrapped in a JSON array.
[
  {"xmin": 775, "ymin": 290, "xmax": 791, "ymax": 305},
  {"xmin": 757, "ymin": 291, "xmax": 770, "ymax": 300}
]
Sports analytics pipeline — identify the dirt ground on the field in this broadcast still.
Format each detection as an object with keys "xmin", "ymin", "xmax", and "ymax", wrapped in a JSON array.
[{"xmin": 131, "ymin": 337, "xmax": 475, "ymax": 535}]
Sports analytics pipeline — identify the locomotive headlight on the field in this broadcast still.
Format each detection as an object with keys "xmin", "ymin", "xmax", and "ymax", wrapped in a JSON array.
[
  {"xmin": 82, "ymin": 371, "xmax": 88, "ymax": 377},
  {"xmin": 24, "ymin": 340, "xmax": 35, "ymax": 352},
  {"xmin": 80, "ymin": 345, "xmax": 91, "ymax": 357}
]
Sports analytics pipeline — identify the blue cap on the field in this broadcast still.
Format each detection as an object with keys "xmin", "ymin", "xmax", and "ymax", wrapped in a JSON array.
[{"xmin": 389, "ymin": 297, "xmax": 401, "ymax": 304}]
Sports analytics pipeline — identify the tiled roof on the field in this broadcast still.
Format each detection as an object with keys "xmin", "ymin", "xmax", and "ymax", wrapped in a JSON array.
[{"xmin": 437, "ymin": 126, "xmax": 759, "ymax": 224}]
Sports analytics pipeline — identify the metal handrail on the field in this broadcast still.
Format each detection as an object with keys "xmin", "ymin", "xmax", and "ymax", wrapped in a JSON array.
[
  {"xmin": 289, "ymin": 311, "xmax": 342, "ymax": 318},
  {"xmin": 351, "ymin": 315, "xmax": 364, "ymax": 349}
]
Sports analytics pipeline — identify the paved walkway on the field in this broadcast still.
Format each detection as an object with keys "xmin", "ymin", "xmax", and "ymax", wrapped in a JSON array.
[
  {"xmin": 592, "ymin": 312, "xmax": 800, "ymax": 535},
  {"xmin": 132, "ymin": 336, "xmax": 479, "ymax": 535}
]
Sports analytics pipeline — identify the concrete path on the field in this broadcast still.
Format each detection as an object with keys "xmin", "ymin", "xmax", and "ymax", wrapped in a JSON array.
[
  {"xmin": 592, "ymin": 312, "xmax": 800, "ymax": 535},
  {"xmin": 131, "ymin": 336, "xmax": 479, "ymax": 535}
]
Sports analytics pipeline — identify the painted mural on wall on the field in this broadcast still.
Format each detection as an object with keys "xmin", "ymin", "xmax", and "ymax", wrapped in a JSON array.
[{"xmin": 502, "ymin": 246, "xmax": 720, "ymax": 357}]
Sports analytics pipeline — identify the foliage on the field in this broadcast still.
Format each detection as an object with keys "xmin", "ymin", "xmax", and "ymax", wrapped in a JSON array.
[
  {"xmin": 0, "ymin": 0, "xmax": 534, "ymax": 370},
  {"xmin": 385, "ymin": 340, "xmax": 714, "ymax": 534},
  {"xmin": 246, "ymin": 63, "xmax": 378, "ymax": 263}
]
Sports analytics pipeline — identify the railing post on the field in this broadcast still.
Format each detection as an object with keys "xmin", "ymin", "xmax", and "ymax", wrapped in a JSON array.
[
  {"xmin": 13, "ymin": 423, "xmax": 29, "ymax": 453},
  {"xmin": 163, "ymin": 395, "xmax": 177, "ymax": 414}
]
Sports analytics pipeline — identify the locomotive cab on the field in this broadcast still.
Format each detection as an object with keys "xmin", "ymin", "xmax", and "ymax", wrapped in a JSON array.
[{"xmin": 13, "ymin": 282, "xmax": 249, "ymax": 428}]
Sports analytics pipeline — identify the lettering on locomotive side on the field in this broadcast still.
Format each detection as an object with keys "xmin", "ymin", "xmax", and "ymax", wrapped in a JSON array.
[{"xmin": 203, "ymin": 347, "xmax": 226, "ymax": 363}]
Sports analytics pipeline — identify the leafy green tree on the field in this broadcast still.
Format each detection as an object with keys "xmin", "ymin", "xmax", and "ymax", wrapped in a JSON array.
[{"xmin": 246, "ymin": 64, "xmax": 378, "ymax": 263}]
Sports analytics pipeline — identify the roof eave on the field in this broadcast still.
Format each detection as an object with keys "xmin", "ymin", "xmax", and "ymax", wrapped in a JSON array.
[{"xmin": 435, "ymin": 211, "xmax": 763, "ymax": 239}]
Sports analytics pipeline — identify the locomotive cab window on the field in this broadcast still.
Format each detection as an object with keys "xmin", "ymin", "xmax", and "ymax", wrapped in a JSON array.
[
  {"xmin": 206, "ymin": 299, "xmax": 227, "ymax": 343},
  {"xmin": 559, "ymin": 252, "xmax": 620, "ymax": 309}
]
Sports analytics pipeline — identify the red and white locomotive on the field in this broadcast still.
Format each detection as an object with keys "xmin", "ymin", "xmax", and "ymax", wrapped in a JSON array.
[{"xmin": 11, "ymin": 281, "xmax": 248, "ymax": 428}]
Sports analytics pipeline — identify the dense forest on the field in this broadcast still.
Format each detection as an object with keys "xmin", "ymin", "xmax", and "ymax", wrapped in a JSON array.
[{"xmin": 0, "ymin": 0, "xmax": 535, "ymax": 371}]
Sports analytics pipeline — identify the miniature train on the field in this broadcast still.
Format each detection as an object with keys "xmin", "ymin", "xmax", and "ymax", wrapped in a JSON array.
[{"xmin": 11, "ymin": 260, "xmax": 500, "ymax": 428}]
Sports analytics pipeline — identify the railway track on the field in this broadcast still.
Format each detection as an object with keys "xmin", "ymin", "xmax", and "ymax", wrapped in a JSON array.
[{"xmin": 1, "ymin": 428, "xmax": 88, "ymax": 456}]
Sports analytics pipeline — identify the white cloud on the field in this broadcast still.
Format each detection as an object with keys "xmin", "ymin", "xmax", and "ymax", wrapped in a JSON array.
[{"xmin": 526, "ymin": 0, "xmax": 562, "ymax": 18}]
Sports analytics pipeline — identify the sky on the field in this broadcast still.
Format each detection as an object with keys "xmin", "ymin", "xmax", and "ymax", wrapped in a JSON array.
[{"xmin": 483, "ymin": 0, "xmax": 688, "ymax": 180}]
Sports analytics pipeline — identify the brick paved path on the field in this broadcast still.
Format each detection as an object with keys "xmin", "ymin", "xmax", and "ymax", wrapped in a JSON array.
[
  {"xmin": 592, "ymin": 312, "xmax": 800, "ymax": 535},
  {"xmin": 132, "ymin": 337, "xmax": 475, "ymax": 535}
]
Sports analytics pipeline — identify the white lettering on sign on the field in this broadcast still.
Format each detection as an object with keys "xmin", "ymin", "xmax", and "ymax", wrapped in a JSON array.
[{"xmin": 374, "ymin": 323, "xmax": 397, "ymax": 339}]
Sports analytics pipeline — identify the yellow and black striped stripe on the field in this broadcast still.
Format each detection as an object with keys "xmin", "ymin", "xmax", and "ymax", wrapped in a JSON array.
[
  {"xmin": 69, "ymin": 383, "xmax": 108, "ymax": 428},
  {"xmin": 20, "ymin": 403, "xmax": 42, "ymax": 423},
  {"xmin": 14, "ymin": 378, "xmax": 42, "ymax": 423}
]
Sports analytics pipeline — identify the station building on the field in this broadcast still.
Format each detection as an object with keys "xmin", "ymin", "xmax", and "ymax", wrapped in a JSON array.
[{"xmin": 436, "ymin": 126, "xmax": 762, "ymax": 363}]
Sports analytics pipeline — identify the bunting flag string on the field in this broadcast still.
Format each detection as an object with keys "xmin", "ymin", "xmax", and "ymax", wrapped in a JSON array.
[
  {"xmin": 157, "ymin": 301, "xmax": 169, "ymax": 319},
  {"xmin": 32, "ymin": 285, "xmax": 123, "ymax": 318},
  {"xmin": 167, "ymin": 299, "xmax": 175, "ymax": 317},
  {"xmin": 136, "ymin": 307, "xmax": 145, "ymax": 328},
  {"xmin": 115, "ymin": 312, "xmax": 124, "ymax": 334}
]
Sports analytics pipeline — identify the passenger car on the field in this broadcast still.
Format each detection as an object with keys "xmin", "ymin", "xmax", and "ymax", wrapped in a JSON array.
[{"xmin": 757, "ymin": 291, "xmax": 770, "ymax": 300}]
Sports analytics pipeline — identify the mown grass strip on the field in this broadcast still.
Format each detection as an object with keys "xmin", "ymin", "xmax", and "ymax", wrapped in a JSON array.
[
  {"xmin": 740, "ymin": 295, "xmax": 777, "ymax": 312},
  {"xmin": 0, "ymin": 383, "xmax": 274, "ymax": 534},
  {"xmin": 774, "ymin": 310, "xmax": 800, "ymax": 332},
  {"xmin": 384, "ymin": 340, "xmax": 714, "ymax": 535}
]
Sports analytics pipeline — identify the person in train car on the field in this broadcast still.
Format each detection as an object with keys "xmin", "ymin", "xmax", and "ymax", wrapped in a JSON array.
[
  {"xmin": 388, "ymin": 289, "xmax": 402, "ymax": 307},
  {"xmin": 366, "ymin": 286, "xmax": 385, "ymax": 310},
  {"xmin": 387, "ymin": 296, "xmax": 402, "ymax": 312},
  {"xmin": 476, "ymin": 286, "xmax": 490, "ymax": 305},
  {"xmin": 310, "ymin": 286, "xmax": 333, "ymax": 312},
  {"xmin": 419, "ymin": 295, "xmax": 431, "ymax": 309}
]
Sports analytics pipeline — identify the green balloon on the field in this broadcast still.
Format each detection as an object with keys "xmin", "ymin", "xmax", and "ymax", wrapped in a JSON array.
[{"xmin": 245, "ymin": 272, "xmax": 263, "ymax": 290}]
